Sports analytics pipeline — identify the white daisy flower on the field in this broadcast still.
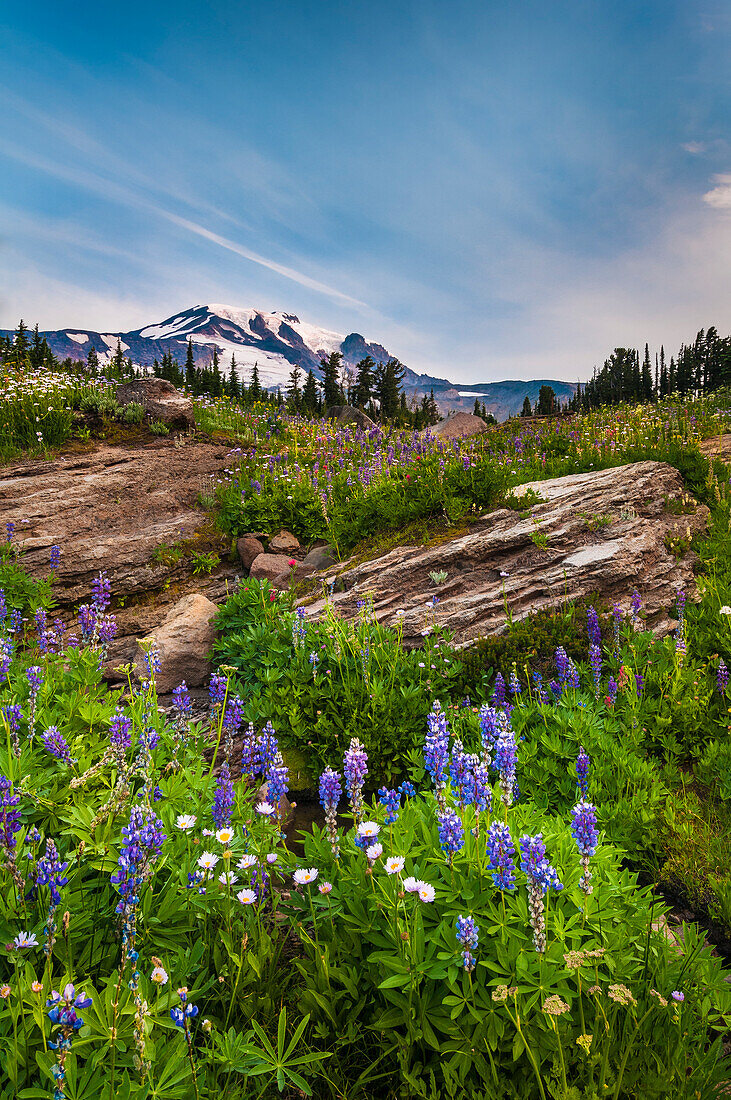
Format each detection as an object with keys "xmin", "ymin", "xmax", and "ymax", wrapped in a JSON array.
[
  {"xmin": 356, "ymin": 821, "xmax": 380, "ymax": 840},
  {"xmin": 293, "ymin": 867, "xmax": 318, "ymax": 886},
  {"xmin": 403, "ymin": 876, "xmax": 419, "ymax": 893},
  {"xmin": 385, "ymin": 856, "xmax": 405, "ymax": 875},
  {"xmin": 237, "ymin": 889, "xmax": 257, "ymax": 905},
  {"xmin": 417, "ymin": 883, "xmax": 436, "ymax": 903},
  {"xmin": 176, "ymin": 814, "xmax": 197, "ymax": 831},
  {"xmin": 366, "ymin": 843, "xmax": 383, "ymax": 861},
  {"xmin": 215, "ymin": 827, "xmax": 234, "ymax": 845},
  {"xmin": 256, "ymin": 802, "xmax": 275, "ymax": 816},
  {"xmin": 197, "ymin": 852, "xmax": 219, "ymax": 870},
  {"xmin": 218, "ymin": 871, "xmax": 238, "ymax": 886},
  {"xmin": 237, "ymin": 854, "xmax": 257, "ymax": 870},
  {"xmin": 151, "ymin": 966, "xmax": 168, "ymax": 985}
]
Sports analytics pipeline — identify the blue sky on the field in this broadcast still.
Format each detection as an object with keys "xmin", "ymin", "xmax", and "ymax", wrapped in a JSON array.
[{"xmin": 1, "ymin": 0, "xmax": 730, "ymax": 382}]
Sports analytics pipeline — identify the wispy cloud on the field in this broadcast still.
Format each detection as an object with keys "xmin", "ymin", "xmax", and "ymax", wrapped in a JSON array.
[
  {"xmin": 0, "ymin": 97, "xmax": 368, "ymax": 311},
  {"xmin": 703, "ymin": 173, "xmax": 731, "ymax": 209}
]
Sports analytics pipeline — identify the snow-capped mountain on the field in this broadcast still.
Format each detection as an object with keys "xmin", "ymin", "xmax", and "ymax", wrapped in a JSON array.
[{"xmin": 4, "ymin": 303, "xmax": 577, "ymax": 419}]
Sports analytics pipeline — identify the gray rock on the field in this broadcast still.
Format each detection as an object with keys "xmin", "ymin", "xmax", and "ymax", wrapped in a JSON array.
[
  {"xmin": 326, "ymin": 405, "xmax": 376, "ymax": 430},
  {"xmin": 237, "ymin": 534, "xmax": 265, "ymax": 571},
  {"xmin": 115, "ymin": 377, "xmax": 195, "ymax": 430},
  {"xmin": 301, "ymin": 544, "xmax": 336, "ymax": 571},
  {"xmin": 430, "ymin": 412, "xmax": 488, "ymax": 440},
  {"xmin": 302, "ymin": 461, "xmax": 709, "ymax": 647}
]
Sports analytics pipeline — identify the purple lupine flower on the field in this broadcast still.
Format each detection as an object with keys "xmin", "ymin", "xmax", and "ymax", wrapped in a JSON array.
[
  {"xmin": 9, "ymin": 609, "xmax": 23, "ymax": 634},
  {"xmin": 449, "ymin": 740, "xmax": 471, "ymax": 807},
  {"xmin": 718, "ymin": 659, "xmax": 729, "ymax": 695},
  {"xmin": 2, "ymin": 703, "xmax": 23, "ymax": 757},
  {"xmin": 343, "ymin": 738, "xmax": 368, "ymax": 823},
  {"xmin": 634, "ymin": 672, "xmax": 644, "ymax": 695},
  {"xmin": 142, "ymin": 644, "xmax": 161, "ymax": 683},
  {"xmin": 456, "ymin": 915, "xmax": 479, "ymax": 972},
  {"xmin": 378, "ymin": 786, "xmax": 400, "ymax": 824},
  {"xmin": 509, "ymin": 668, "xmax": 521, "ymax": 696},
  {"xmin": 223, "ymin": 694, "xmax": 245, "ymax": 733},
  {"xmin": 532, "ymin": 670, "xmax": 549, "ymax": 704},
  {"xmin": 492, "ymin": 673, "xmax": 506, "ymax": 707},
  {"xmin": 46, "ymin": 982, "xmax": 92, "ymax": 1032},
  {"xmin": 5, "ymin": 522, "xmax": 15, "ymax": 543},
  {"xmin": 173, "ymin": 681, "xmax": 193, "ymax": 716},
  {"xmin": 486, "ymin": 822, "xmax": 516, "ymax": 890},
  {"xmin": 26, "ymin": 665, "xmax": 43, "ymax": 694},
  {"xmin": 0, "ymin": 775, "xmax": 22, "ymax": 854},
  {"xmin": 265, "ymin": 752, "xmax": 289, "ymax": 813},
  {"xmin": 0, "ymin": 589, "xmax": 5, "ymax": 624},
  {"xmin": 464, "ymin": 754, "xmax": 492, "ymax": 813},
  {"xmin": 36, "ymin": 839, "xmax": 69, "ymax": 907},
  {"xmin": 240, "ymin": 722, "xmax": 257, "ymax": 778},
  {"xmin": 571, "ymin": 802, "xmax": 598, "ymax": 894},
  {"xmin": 437, "ymin": 808, "xmax": 464, "ymax": 859},
  {"xmin": 479, "ymin": 704, "xmax": 500, "ymax": 767},
  {"xmin": 555, "ymin": 647, "xmax": 570, "ymax": 681},
  {"xmin": 567, "ymin": 658, "xmax": 580, "ymax": 690},
  {"xmin": 319, "ymin": 768, "xmax": 342, "ymax": 855},
  {"xmin": 519, "ymin": 833, "xmax": 563, "ymax": 953},
  {"xmin": 49, "ymin": 545, "xmax": 61, "ymax": 571},
  {"xmin": 424, "ymin": 701, "xmax": 450, "ymax": 806},
  {"xmin": 589, "ymin": 644, "xmax": 602, "ymax": 697},
  {"xmin": 399, "ymin": 779, "xmax": 415, "ymax": 799},
  {"xmin": 0, "ymin": 637, "xmax": 11, "ymax": 685},
  {"xmin": 576, "ymin": 746, "xmax": 590, "ymax": 798},
  {"xmin": 91, "ymin": 570, "xmax": 111, "ymax": 611},
  {"xmin": 255, "ymin": 721, "xmax": 278, "ymax": 775},
  {"xmin": 630, "ymin": 587, "xmax": 642, "ymax": 628},
  {"xmin": 209, "ymin": 671, "xmax": 228, "ymax": 710},
  {"xmin": 41, "ymin": 727, "xmax": 73, "ymax": 765},
  {"xmin": 494, "ymin": 720, "xmax": 518, "ymax": 807},
  {"xmin": 109, "ymin": 708, "xmax": 132, "ymax": 750},
  {"xmin": 212, "ymin": 762, "xmax": 234, "ymax": 830},
  {"xmin": 587, "ymin": 606, "xmax": 601, "ymax": 648},
  {"xmin": 111, "ymin": 804, "xmax": 166, "ymax": 915}
]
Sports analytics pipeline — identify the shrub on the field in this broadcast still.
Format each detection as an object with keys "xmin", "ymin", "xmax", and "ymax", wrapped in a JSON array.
[{"xmin": 149, "ymin": 419, "xmax": 170, "ymax": 435}]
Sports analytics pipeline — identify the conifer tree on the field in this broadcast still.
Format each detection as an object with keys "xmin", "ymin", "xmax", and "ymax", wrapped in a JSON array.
[
  {"xmin": 287, "ymin": 365, "xmax": 302, "ymax": 410},
  {"xmin": 302, "ymin": 370, "xmax": 319, "ymax": 414},
  {"xmin": 520, "ymin": 395, "xmax": 533, "ymax": 417},
  {"xmin": 320, "ymin": 352, "xmax": 344, "ymax": 409},
  {"xmin": 87, "ymin": 345, "xmax": 99, "ymax": 373},
  {"xmin": 250, "ymin": 363, "xmax": 263, "ymax": 402},
  {"xmin": 353, "ymin": 355, "xmax": 375, "ymax": 408},
  {"xmin": 185, "ymin": 339, "xmax": 196, "ymax": 392}
]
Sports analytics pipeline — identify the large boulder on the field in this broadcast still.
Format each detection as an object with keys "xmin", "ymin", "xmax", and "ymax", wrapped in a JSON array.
[
  {"xmin": 327, "ymin": 405, "xmax": 376, "ymax": 431},
  {"xmin": 430, "ymin": 413, "xmax": 488, "ymax": 440},
  {"xmin": 303, "ymin": 461, "xmax": 709, "ymax": 647},
  {"xmin": 134, "ymin": 593, "xmax": 218, "ymax": 694},
  {"xmin": 115, "ymin": 377, "xmax": 195, "ymax": 430},
  {"xmin": 250, "ymin": 553, "xmax": 296, "ymax": 583}
]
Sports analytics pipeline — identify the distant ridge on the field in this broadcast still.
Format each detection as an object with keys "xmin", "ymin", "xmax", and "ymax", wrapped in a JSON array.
[{"xmin": 2, "ymin": 303, "xmax": 576, "ymax": 420}]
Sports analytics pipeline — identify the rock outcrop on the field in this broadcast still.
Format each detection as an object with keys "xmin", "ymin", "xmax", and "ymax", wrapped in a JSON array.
[
  {"xmin": 115, "ymin": 377, "xmax": 195, "ymax": 430},
  {"xmin": 699, "ymin": 433, "xmax": 731, "ymax": 461},
  {"xmin": 250, "ymin": 553, "xmax": 296, "ymax": 582},
  {"xmin": 237, "ymin": 535, "xmax": 265, "ymax": 571},
  {"xmin": 304, "ymin": 461, "xmax": 709, "ymax": 646},
  {"xmin": 0, "ymin": 440, "xmax": 240, "ymax": 672}
]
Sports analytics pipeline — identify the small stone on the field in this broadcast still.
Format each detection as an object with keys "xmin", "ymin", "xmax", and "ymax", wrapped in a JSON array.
[
  {"xmin": 269, "ymin": 530, "xmax": 300, "ymax": 552},
  {"xmin": 301, "ymin": 545, "xmax": 336, "ymax": 571}
]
